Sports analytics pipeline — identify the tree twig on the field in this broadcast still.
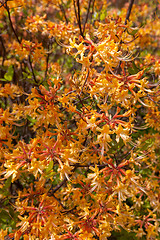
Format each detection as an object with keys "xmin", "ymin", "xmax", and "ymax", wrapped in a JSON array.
[
  {"xmin": 52, "ymin": 193, "xmax": 67, "ymax": 209},
  {"xmin": 44, "ymin": 38, "xmax": 54, "ymax": 81},
  {"xmin": 116, "ymin": 0, "xmax": 135, "ymax": 74},
  {"xmin": 73, "ymin": 0, "xmax": 78, "ymax": 23},
  {"xmin": 90, "ymin": 0, "xmax": 96, "ymax": 23},
  {"xmin": 79, "ymin": 69, "xmax": 89, "ymax": 95},
  {"xmin": 83, "ymin": 0, "xmax": 92, "ymax": 34},
  {"xmin": 74, "ymin": 0, "xmax": 84, "ymax": 37},
  {"xmin": 4, "ymin": 1, "xmax": 39, "ymax": 84},
  {"xmin": 50, "ymin": 176, "xmax": 68, "ymax": 194},
  {"xmin": 5, "ymin": 2, "xmax": 21, "ymax": 44},
  {"xmin": 59, "ymin": 0, "xmax": 69, "ymax": 24},
  {"xmin": 77, "ymin": 0, "xmax": 83, "ymax": 37},
  {"xmin": 0, "ymin": 34, "xmax": 6, "ymax": 65},
  {"xmin": 49, "ymin": 165, "xmax": 78, "ymax": 194},
  {"xmin": 77, "ymin": 94, "xmax": 89, "ymax": 111},
  {"xmin": 28, "ymin": 55, "xmax": 38, "ymax": 84},
  {"xmin": 125, "ymin": 0, "xmax": 135, "ymax": 25}
]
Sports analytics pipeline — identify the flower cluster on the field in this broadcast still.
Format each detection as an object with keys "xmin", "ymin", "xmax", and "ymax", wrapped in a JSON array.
[{"xmin": 0, "ymin": 0, "xmax": 159, "ymax": 239}]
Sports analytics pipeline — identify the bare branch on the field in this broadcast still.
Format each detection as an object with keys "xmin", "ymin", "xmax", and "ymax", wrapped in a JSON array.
[
  {"xmin": 28, "ymin": 55, "xmax": 38, "ymax": 84},
  {"xmin": 74, "ymin": 0, "xmax": 84, "ymax": 37},
  {"xmin": 83, "ymin": 0, "xmax": 92, "ymax": 34},
  {"xmin": 44, "ymin": 38, "xmax": 54, "ymax": 81},
  {"xmin": 90, "ymin": 0, "xmax": 96, "ymax": 23},
  {"xmin": 73, "ymin": 0, "xmax": 78, "ymax": 23},
  {"xmin": 116, "ymin": 0, "xmax": 135, "ymax": 74},
  {"xmin": 59, "ymin": 0, "xmax": 69, "ymax": 24},
  {"xmin": 125, "ymin": 0, "xmax": 135, "ymax": 25},
  {"xmin": 5, "ymin": 2, "xmax": 21, "ymax": 44},
  {"xmin": 79, "ymin": 69, "xmax": 89, "ymax": 95},
  {"xmin": 0, "ymin": 34, "xmax": 6, "ymax": 65}
]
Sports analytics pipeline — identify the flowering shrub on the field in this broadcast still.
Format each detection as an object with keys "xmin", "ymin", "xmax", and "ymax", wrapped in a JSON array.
[{"xmin": 0, "ymin": 0, "xmax": 160, "ymax": 239}]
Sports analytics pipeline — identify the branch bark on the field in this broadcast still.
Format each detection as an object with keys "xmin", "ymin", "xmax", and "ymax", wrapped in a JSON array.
[
  {"xmin": 59, "ymin": 0, "xmax": 69, "ymax": 24},
  {"xmin": 0, "ymin": 35, "xmax": 6, "ymax": 65},
  {"xmin": 116, "ymin": 0, "xmax": 135, "ymax": 74},
  {"xmin": 5, "ymin": 2, "xmax": 21, "ymax": 44},
  {"xmin": 83, "ymin": 0, "xmax": 92, "ymax": 34},
  {"xmin": 125, "ymin": 0, "xmax": 135, "ymax": 25},
  {"xmin": 74, "ymin": 0, "xmax": 84, "ymax": 37}
]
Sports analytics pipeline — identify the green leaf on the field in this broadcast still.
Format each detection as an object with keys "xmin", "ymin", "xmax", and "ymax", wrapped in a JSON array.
[
  {"xmin": 127, "ymin": 28, "xmax": 139, "ymax": 36},
  {"xmin": 27, "ymin": 115, "xmax": 36, "ymax": 126},
  {"xmin": 144, "ymin": 199, "xmax": 151, "ymax": 209},
  {"xmin": 0, "ymin": 210, "xmax": 11, "ymax": 223},
  {"xmin": 0, "ymin": 78, "xmax": 10, "ymax": 82},
  {"xmin": 46, "ymin": 160, "xmax": 53, "ymax": 174},
  {"xmin": 132, "ymin": 61, "xmax": 139, "ymax": 73},
  {"xmin": 100, "ymin": 10, "xmax": 107, "ymax": 21},
  {"xmin": 140, "ymin": 168, "xmax": 152, "ymax": 178},
  {"xmin": 4, "ymin": 65, "xmax": 14, "ymax": 81},
  {"xmin": 128, "ymin": 67, "xmax": 135, "ymax": 75},
  {"xmin": 128, "ymin": 61, "xmax": 140, "ymax": 75},
  {"xmin": 140, "ymin": 138, "xmax": 154, "ymax": 151},
  {"xmin": 4, "ymin": 176, "xmax": 12, "ymax": 190},
  {"xmin": 9, "ymin": 207, "xmax": 15, "ymax": 218},
  {"xmin": 100, "ymin": 13, "xmax": 105, "ymax": 21}
]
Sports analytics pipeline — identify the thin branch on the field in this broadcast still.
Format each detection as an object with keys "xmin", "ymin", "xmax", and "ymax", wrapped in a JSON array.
[
  {"xmin": 50, "ymin": 176, "xmax": 68, "ymax": 194},
  {"xmin": 73, "ymin": 0, "xmax": 78, "ymax": 23},
  {"xmin": 44, "ymin": 39, "xmax": 53, "ymax": 81},
  {"xmin": 0, "ymin": 35, "xmax": 6, "ymax": 65},
  {"xmin": 59, "ymin": 0, "xmax": 69, "ymax": 24},
  {"xmin": 125, "ymin": 0, "xmax": 135, "ymax": 25},
  {"xmin": 74, "ymin": 0, "xmax": 84, "ymax": 37},
  {"xmin": 61, "ymin": 206, "xmax": 77, "ymax": 214},
  {"xmin": 90, "ymin": 0, "xmax": 96, "ymax": 23},
  {"xmin": 123, "ymin": 146, "xmax": 135, "ymax": 159},
  {"xmin": 5, "ymin": 2, "xmax": 21, "ymax": 44},
  {"xmin": 147, "ymin": 93, "xmax": 159, "ymax": 105},
  {"xmin": 116, "ymin": 0, "xmax": 135, "ymax": 74},
  {"xmin": 71, "ymin": 162, "xmax": 108, "ymax": 168},
  {"xmin": 50, "ymin": 165, "xmax": 78, "ymax": 194},
  {"xmin": 52, "ymin": 193, "xmax": 67, "ymax": 209},
  {"xmin": 77, "ymin": 94, "xmax": 89, "ymax": 111},
  {"xmin": 79, "ymin": 69, "xmax": 89, "ymax": 95},
  {"xmin": 49, "ymin": 136, "xmax": 89, "ymax": 195},
  {"xmin": 4, "ymin": 235, "xmax": 14, "ymax": 240},
  {"xmin": 0, "ymin": 0, "xmax": 7, "ymax": 9},
  {"xmin": 121, "ymin": 35, "xmax": 139, "ymax": 44},
  {"xmin": 44, "ymin": 51, "xmax": 50, "ymax": 80},
  {"xmin": 65, "ymin": 90, "xmax": 76, "ymax": 96},
  {"xmin": 74, "ymin": 96, "xmax": 90, "ymax": 104},
  {"xmin": 83, "ymin": 0, "xmax": 92, "ymax": 34},
  {"xmin": 28, "ymin": 55, "xmax": 38, "ymax": 84},
  {"xmin": 4, "ymin": 1, "xmax": 39, "ymax": 84},
  {"xmin": 77, "ymin": 0, "xmax": 83, "ymax": 37}
]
